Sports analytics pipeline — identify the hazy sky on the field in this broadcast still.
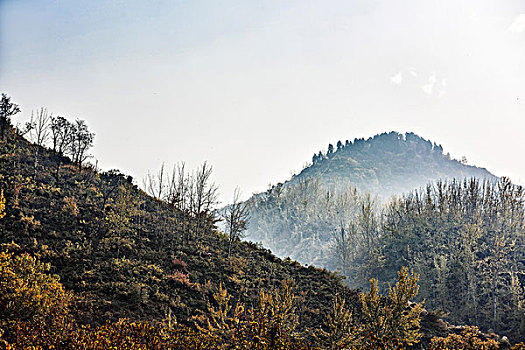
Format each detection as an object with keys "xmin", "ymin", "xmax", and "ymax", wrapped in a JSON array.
[{"xmin": 1, "ymin": 0, "xmax": 525, "ymax": 203}]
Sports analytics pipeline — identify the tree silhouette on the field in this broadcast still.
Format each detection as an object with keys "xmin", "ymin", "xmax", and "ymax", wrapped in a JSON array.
[
  {"xmin": 70, "ymin": 119, "xmax": 95, "ymax": 171},
  {"xmin": 327, "ymin": 143, "xmax": 334, "ymax": 156},
  {"xmin": 0, "ymin": 93, "xmax": 21, "ymax": 141},
  {"xmin": 223, "ymin": 187, "xmax": 249, "ymax": 257}
]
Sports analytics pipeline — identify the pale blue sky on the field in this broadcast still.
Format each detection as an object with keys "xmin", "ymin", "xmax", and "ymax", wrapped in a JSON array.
[{"xmin": 1, "ymin": 0, "xmax": 525, "ymax": 202}]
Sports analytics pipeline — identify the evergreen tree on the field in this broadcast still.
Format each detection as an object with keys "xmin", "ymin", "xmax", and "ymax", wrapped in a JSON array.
[
  {"xmin": 0, "ymin": 93, "xmax": 21, "ymax": 141},
  {"xmin": 327, "ymin": 143, "xmax": 334, "ymax": 156}
]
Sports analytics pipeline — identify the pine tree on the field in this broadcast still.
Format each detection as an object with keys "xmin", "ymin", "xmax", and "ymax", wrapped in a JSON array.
[
  {"xmin": 357, "ymin": 267, "xmax": 423, "ymax": 348},
  {"xmin": 0, "ymin": 93, "xmax": 21, "ymax": 141},
  {"xmin": 317, "ymin": 294, "xmax": 355, "ymax": 350}
]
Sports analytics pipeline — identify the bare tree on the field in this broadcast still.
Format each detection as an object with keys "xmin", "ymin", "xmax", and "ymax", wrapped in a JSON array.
[
  {"xmin": 164, "ymin": 162, "xmax": 199, "ymax": 245},
  {"xmin": 191, "ymin": 162, "xmax": 219, "ymax": 216},
  {"xmin": 332, "ymin": 221, "xmax": 357, "ymax": 278},
  {"xmin": 142, "ymin": 162, "xmax": 173, "ymax": 243},
  {"xmin": 166, "ymin": 162, "xmax": 190, "ymax": 212},
  {"xmin": 0, "ymin": 93, "xmax": 21, "ymax": 140},
  {"xmin": 143, "ymin": 161, "xmax": 220, "ymax": 243},
  {"xmin": 26, "ymin": 108, "xmax": 51, "ymax": 178},
  {"xmin": 143, "ymin": 162, "xmax": 167, "ymax": 200},
  {"xmin": 29, "ymin": 107, "xmax": 51, "ymax": 147},
  {"xmin": 223, "ymin": 187, "xmax": 249, "ymax": 257},
  {"xmin": 190, "ymin": 161, "xmax": 220, "ymax": 240}
]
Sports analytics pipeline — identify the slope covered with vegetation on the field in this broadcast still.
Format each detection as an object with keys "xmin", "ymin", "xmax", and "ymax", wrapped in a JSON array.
[
  {"xmin": 364, "ymin": 179, "xmax": 525, "ymax": 342},
  {"xmin": 243, "ymin": 131, "xmax": 524, "ymax": 342},
  {"xmin": 245, "ymin": 131, "xmax": 497, "ymax": 271},
  {"xmin": 246, "ymin": 178, "xmax": 364, "ymax": 269},
  {"xmin": 0, "ymin": 126, "xmax": 353, "ymax": 331},
  {"xmin": 300, "ymin": 131, "xmax": 496, "ymax": 198},
  {"xmin": 0, "ymin": 94, "xmax": 521, "ymax": 348},
  {"xmin": 245, "ymin": 176, "xmax": 525, "ymax": 342}
]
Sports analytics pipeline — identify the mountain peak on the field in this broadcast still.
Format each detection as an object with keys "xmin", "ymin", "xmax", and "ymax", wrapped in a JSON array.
[{"xmin": 298, "ymin": 131, "xmax": 495, "ymax": 198}]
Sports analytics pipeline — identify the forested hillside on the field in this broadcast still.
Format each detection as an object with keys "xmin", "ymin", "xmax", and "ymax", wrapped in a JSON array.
[
  {"xmin": 363, "ymin": 179, "xmax": 525, "ymax": 342},
  {"xmin": 0, "ymin": 94, "xmax": 361, "ymax": 348},
  {"xmin": 299, "ymin": 131, "xmax": 495, "ymax": 198},
  {"xmin": 0, "ymin": 94, "xmax": 522, "ymax": 348},
  {"xmin": 246, "ymin": 178, "xmax": 365, "ymax": 269},
  {"xmin": 243, "ymin": 131, "xmax": 525, "ymax": 342},
  {"xmin": 245, "ymin": 131, "xmax": 497, "ymax": 269},
  {"xmin": 246, "ymin": 176, "xmax": 525, "ymax": 342},
  {"xmin": 0, "ymin": 109, "xmax": 350, "ymax": 330}
]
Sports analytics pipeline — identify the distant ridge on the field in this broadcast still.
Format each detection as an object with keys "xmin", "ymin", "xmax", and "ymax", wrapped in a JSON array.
[{"xmin": 293, "ymin": 131, "xmax": 496, "ymax": 198}]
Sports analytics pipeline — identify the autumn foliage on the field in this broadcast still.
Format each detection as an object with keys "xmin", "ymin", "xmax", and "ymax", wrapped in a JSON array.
[
  {"xmin": 0, "ymin": 248, "xmax": 441, "ymax": 349},
  {"xmin": 0, "ymin": 249, "xmax": 72, "ymax": 348}
]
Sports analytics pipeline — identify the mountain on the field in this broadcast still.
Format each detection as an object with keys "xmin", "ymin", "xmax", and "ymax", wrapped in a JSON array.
[
  {"xmin": 295, "ymin": 131, "xmax": 496, "ymax": 198},
  {"xmin": 242, "ymin": 131, "xmax": 525, "ymax": 343},
  {"xmin": 244, "ymin": 131, "xmax": 497, "ymax": 268}
]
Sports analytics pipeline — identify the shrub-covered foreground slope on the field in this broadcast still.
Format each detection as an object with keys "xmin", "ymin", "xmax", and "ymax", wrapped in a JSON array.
[
  {"xmin": 0, "ymin": 130, "xmax": 352, "ymax": 329},
  {"xmin": 1, "ymin": 248, "xmax": 519, "ymax": 349}
]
